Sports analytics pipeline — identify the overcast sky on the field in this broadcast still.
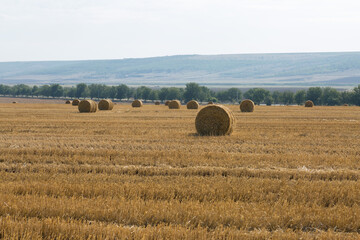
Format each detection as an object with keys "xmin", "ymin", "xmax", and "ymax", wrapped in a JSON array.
[{"xmin": 1, "ymin": 0, "xmax": 360, "ymax": 62}]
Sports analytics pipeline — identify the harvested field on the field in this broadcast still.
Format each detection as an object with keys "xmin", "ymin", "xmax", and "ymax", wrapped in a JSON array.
[{"xmin": 0, "ymin": 103, "xmax": 360, "ymax": 239}]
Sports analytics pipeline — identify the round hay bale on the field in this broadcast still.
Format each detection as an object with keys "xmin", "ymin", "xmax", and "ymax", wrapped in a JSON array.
[
  {"xmin": 78, "ymin": 100, "xmax": 97, "ymax": 113},
  {"xmin": 305, "ymin": 100, "xmax": 314, "ymax": 107},
  {"xmin": 12, "ymin": 101, "xmax": 17, "ymax": 104},
  {"xmin": 208, "ymin": 101, "xmax": 214, "ymax": 105},
  {"xmin": 343, "ymin": 104, "xmax": 348, "ymax": 106},
  {"xmin": 155, "ymin": 101, "xmax": 160, "ymax": 105},
  {"xmin": 132, "ymin": 99, "xmax": 143, "ymax": 107},
  {"xmin": 65, "ymin": 100, "xmax": 71, "ymax": 104},
  {"xmin": 168, "ymin": 100, "xmax": 181, "ymax": 109},
  {"xmin": 98, "ymin": 99, "xmax": 114, "ymax": 110},
  {"xmin": 72, "ymin": 99, "xmax": 80, "ymax": 106},
  {"xmin": 195, "ymin": 105, "xmax": 235, "ymax": 136},
  {"xmin": 240, "ymin": 99, "xmax": 255, "ymax": 112},
  {"xmin": 165, "ymin": 100, "xmax": 170, "ymax": 106},
  {"xmin": 187, "ymin": 100, "xmax": 199, "ymax": 109}
]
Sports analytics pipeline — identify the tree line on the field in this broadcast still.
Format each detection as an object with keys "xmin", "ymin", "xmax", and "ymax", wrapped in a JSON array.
[{"xmin": 0, "ymin": 82, "xmax": 359, "ymax": 106}]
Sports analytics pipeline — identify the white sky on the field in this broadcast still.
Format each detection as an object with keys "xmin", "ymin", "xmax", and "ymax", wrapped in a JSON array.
[{"xmin": 1, "ymin": 0, "xmax": 360, "ymax": 61}]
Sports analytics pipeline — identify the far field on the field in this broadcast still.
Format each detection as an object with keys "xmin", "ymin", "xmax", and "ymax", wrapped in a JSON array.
[{"xmin": 0, "ymin": 103, "xmax": 360, "ymax": 239}]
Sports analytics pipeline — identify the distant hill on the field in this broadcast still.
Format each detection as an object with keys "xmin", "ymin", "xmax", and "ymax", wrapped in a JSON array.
[{"xmin": 1, "ymin": 52, "xmax": 360, "ymax": 88}]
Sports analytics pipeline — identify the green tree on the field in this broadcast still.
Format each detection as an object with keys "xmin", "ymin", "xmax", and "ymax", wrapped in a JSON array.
[
  {"xmin": 50, "ymin": 84, "xmax": 63, "ymax": 97},
  {"xmin": 294, "ymin": 90, "xmax": 306, "ymax": 105},
  {"xmin": 39, "ymin": 85, "xmax": 51, "ymax": 97},
  {"xmin": 264, "ymin": 95, "xmax": 273, "ymax": 106},
  {"xmin": 340, "ymin": 91, "xmax": 352, "ymax": 105},
  {"xmin": 136, "ymin": 86, "xmax": 152, "ymax": 100},
  {"xmin": 281, "ymin": 91, "xmax": 295, "ymax": 105},
  {"xmin": 306, "ymin": 87, "xmax": 322, "ymax": 105},
  {"xmin": 184, "ymin": 82, "xmax": 201, "ymax": 102},
  {"xmin": 127, "ymin": 88, "xmax": 136, "ymax": 99},
  {"xmin": 64, "ymin": 87, "xmax": 76, "ymax": 98},
  {"xmin": 148, "ymin": 90, "xmax": 159, "ymax": 100},
  {"xmin": 31, "ymin": 86, "xmax": 39, "ymax": 97},
  {"xmin": 13, "ymin": 84, "xmax": 31, "ymax": 96},
  {"xmin": 76, "ymin": 83, "xmax": 89, "ymax": 98},
  {"xmin": 116, "ymin": 84, "xmax": 129, "ymax": 100},
  {"xmin": 225, "ymin": 88, "xmax": 242, "ymax": 103},
  {"xmin": 244, "ymin": 88, "xmax": 270, "ymax": 105},
  {"xmin": 108, "ymin": 86, "xmax": 117, "ymax": 99},
  {"xmin": 199, "ymin": 86, "xmax": 211, "ymax": 101},
  {"xmin": 159, "ymin": 88, "xmax": 169, "ymax": 101},
  {"xmin": 88, "ymin": 84, "xmax": 104, "ymax": 99},
  {"xmin": 167, "ymin": 87, "xmax": 182, "ymax": 100},
  {"xmin": 0, "ymin": 84, "xmax": 12, "ymax": 95},
  {"xmin": 272, "ymin": 91, "xmax": 281, "ymax": 104},
  {"xmin": 322, "ymin": 87, "xmax": 340, "ymax": 106},
  {"xmin": 351, "ymin": 85, "xmax": 360, "ymax": 106}
]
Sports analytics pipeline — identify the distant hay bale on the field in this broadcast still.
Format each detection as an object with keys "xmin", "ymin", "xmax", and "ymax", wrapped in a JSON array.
[
  {"xmin": 72, "ymin": 99, "xmax": 80, "ymax": 106},
  {"xmin": 343, "ymin": 104, "xmax": 348, "ymax": 106},
  {"xmin": 195, "ymin": 105, "xmax": 235, "ymax": 136},
  {"xmin": 132, "ymin": 99, "xmax": 143, "ymax": 107},
  {"xmin": 155, "ymin": 101, "xmax": 160, "ymax": 105},
  {"xmin": 165, "ymin": 100, "xmax": 170, "ymax": 106},
  {"xmin": 12, "ymin": 101, "xmax": 17, "ymax": 104},
  {"xmin": 168, "ymin": 100, "xmax": 181, "ymax": 109},
  {"xmin": 78, "ymin": 100, "xmax": 97, "ymax": 113},
  {"xmin": 187, "ymin": 100, "xmax": 199, "ymax": 109},
  {"xmin": 305, "ymin": 100, "xmax": 314, "ymax": 107},
  {"xmin": 65, "ymin": 100, "xmax": 71, "ymax": 104},
  {"xmin": 240, "ymin": 99, "xmax": 255, "ymax": 112},
  {"xmin": 98, "ymin": 99, "xmax": 114, "ymax": 110},
  {"xmin": 208, "ymin": 101, "xmax": 214, "ymax": 105}
]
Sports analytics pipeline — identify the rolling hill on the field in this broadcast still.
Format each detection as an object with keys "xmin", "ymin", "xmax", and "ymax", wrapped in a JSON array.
[{"xmin": 1, "ymin": 52, "xmax": 360, "ymax": 88}]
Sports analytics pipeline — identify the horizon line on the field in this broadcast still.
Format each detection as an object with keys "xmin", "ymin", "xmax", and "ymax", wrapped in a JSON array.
[{"xmin": 1, "ymin": 50, "xmax": 360, "ymax": 64}]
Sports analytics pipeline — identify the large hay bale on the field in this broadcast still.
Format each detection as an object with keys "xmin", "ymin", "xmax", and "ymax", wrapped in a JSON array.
[
  {"xmin": 168, "ymin": 100, "xmax": 181, "ymax": 109},
  {"xmin": 305, "ymin": 100, "xmax": 314, "ymax": 107},
  {"xmin": 98, "ymin": 99, "xmax": 114, "ymax": 110},
  {"xmin": 155, "ymin": 101, "xmax": 160, "ymax": 105},
  {"xmin": 78, "ymin": 100, "xmax": 97, "ymax": 113},
  {"xmin": 165, "ymin": 100, "xmax": 170, "ymax": 106},
  {"xmin": 195, "ymin": 105, "xmax": 235, "ymax": 136},
  {"xmin": 65, "ymin": 100, "xmax": 71, "ymax": 104},
  {"xmin": 132, "ymin": 99, "xmax": 143, "ymax": 107},
  {"xmin": 72, "ymin": 99, "xmax": 80, "ymax": 106},
  {"xmin": 187, "ymin": 100, "xmax": 199, "ymax": 109},
  {"xmin": 240, "ymin": 99, "xmax": 255, "ymax": 112}
]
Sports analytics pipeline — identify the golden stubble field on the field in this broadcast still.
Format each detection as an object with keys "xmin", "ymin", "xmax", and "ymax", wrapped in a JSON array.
[{"xmin": 0, "ymin": 102, "xmax": 360, "ymax": 239}]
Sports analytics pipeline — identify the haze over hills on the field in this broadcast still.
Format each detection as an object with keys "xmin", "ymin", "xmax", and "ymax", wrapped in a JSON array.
[{"xmin": 1, "ymin": 52, "xmax": 360, "ymax": 89}]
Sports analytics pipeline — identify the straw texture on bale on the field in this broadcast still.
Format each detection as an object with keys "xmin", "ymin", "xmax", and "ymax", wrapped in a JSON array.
[
  {"xmin": 165, "ymin": 100, "xmax": 170, "ymax": 106},
  {"xmin": 72, "ymin": 99, "xmax": 80, "ymax": 106},
  {"xmin": 155, "ymin": 101, "xmax": 160, "ymax": 105},
  {"xmin": 78, "ymin": 100, "xmax": 97, "ymax": 113},
  {"xmin": 240, "ymin": 99, "xmax": 255, "ymax": 112},
  {"xmin": 195, "ymin": 105, "xmax": 235, "ymax": 136},
  {"xmin": 98, "ymin": 99, "xmax": 114, "ymax": 110},
  {"xmin": 305, "ymin": 100, "xmax": 314, "ymax": 107},
  {"xmin": 65, "ymin": 100, "xmax": 71, "ymax": 104},
  {"xmin": 168, "ymin": 100, "xmax": 181, "ymax": 109},
  {"xmin": 208, "ymin": 101, "xmax": 214, "ymax": 105},
  {"xmin": 187, "ymin": 100, "xmax": 199, "ymax": 109},
  {"xmin": 132, "ymin": 99, "xmax": 143, "ymax": 107}
]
